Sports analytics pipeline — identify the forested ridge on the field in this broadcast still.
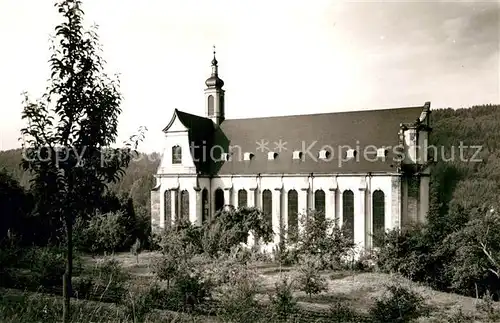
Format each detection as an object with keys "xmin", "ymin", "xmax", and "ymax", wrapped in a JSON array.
[
  {"xmin": 430, "ymin": 104, "xmax": 500, "ymax": 212},
  {"xmin": 0, "ymin": 149, "xmax": 161, "ymax": 215}
]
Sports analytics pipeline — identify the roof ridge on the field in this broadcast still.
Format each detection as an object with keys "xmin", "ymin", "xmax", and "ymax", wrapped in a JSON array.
[
  {"xmin": 224, "ymin": 105, "xmax": 426, "ymax": 122},
  {"xmin": 175, "ymin": 109, "xmax": 212, "ymax": 121}
]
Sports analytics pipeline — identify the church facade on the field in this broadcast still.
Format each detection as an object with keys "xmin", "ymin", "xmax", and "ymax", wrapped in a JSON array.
[{"xmin": 150, "ymin": 53, "xmax": 432, "ymax": 252}]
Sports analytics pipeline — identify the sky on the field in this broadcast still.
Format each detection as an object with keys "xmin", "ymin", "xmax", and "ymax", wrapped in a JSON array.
[{"xmin": 0, "ymin": 0, "xmax": 499, "ymax": 153}]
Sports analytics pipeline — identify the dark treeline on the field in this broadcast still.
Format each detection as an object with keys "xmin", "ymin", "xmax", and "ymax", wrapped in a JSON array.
[{"xmin": 0, "ymin": 150, "xmax": 160, "ymax": 250}]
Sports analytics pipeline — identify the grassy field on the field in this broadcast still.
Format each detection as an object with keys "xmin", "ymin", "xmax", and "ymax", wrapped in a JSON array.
[
  {"xmin": 78, "ymin": 251, "xmax": 497, "ymax": 322},
  {"xmin": 2, "ymin": 250, "xmax": 498, "ymax": 322}
]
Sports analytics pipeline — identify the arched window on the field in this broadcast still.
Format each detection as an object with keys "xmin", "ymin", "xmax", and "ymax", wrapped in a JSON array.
[
  {"xmin": 172, "ymin": 145, "xmax": 182, "ymax": 164},
  {"xmin": 164, "ymin": 190, "xmax": 171, "ymax": 228},
  {"xmin": 180, "ymin": 190, "xmax": 189, "ymax": 222},
  {"xmin": 262, "ymin": 189, "xmax": 272, "ymax": 227},
  {"xmin": 202, "ymin": 188, "xmax": 209, "ymax": 223},
  {"xmin": 372, "ymin": 190, "xmax": 385, "ymax": 247},
  {"xmin": 214, "ymin": 188, "xmax": 224, "ymax": 212},
  {"xmin": 342, "ymin": 190, "xmax": 354, "ymax": 241},
  {"xmin": 314, "ymin": 189, "xmax": 326, "ymax": 221},
  {"xmin": 287, "ymin": 190, "xmax": 298, "ymax": 242},
  {"xmin": 238, "ymin": 189, "xmax": 247, "ymax": 208},
  {"xmin": 208, "ymin": 95, "xmax": 214, "ymax": 116}
]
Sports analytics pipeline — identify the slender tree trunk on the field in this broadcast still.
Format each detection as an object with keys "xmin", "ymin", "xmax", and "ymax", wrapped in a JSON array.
[{"xmin": 63, "ymin": 215, "xmax": 73, "ymax": 323}]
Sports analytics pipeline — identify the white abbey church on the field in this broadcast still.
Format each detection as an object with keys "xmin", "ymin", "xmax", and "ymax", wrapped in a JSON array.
[{"xmin": 150, "ymin": 52, "xmax": 432, "ymax": 251}]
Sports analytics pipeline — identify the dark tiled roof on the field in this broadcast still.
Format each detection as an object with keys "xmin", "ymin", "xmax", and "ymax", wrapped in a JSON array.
[
  {"xmin": 212, "ymin": 105, "xmax": 427, "ymax": 175},
  {"xmin": 172, "ymin": 110, "xmax": 214, "ymax": 174}
]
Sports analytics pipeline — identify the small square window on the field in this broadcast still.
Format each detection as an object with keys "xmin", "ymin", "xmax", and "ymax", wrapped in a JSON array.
[
  {"xmin": 377, "ymin": 148, "xmax": 388, "ymax": 158},
  {"xmin": 292, "ymin": 151, "xmax": 303, "ymax": 160},
  {"xmin": 244, "ymin": 152, "xmax": 254, "ymax": 161},
  {"xmin": 319, "ymin": 150, "xmax": 330, "ymax": 159},
  {"xmin": 346, "ymin": 149, "xmax": 356, "ymax": 159},
  {"xmin": 268, "ymin": 152, "xmax": 277, "ymax": 160}
]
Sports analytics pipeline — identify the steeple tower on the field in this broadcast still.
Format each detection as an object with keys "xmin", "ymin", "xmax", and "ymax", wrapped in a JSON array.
[{"xmin": 205, "ymin": 46, "xmax": 225, "ymax": 126}]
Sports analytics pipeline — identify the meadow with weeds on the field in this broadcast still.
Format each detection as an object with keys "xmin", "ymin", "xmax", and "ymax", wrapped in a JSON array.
[{"xmin": 2, "ymin": 207, "xmax": 500, "ymax": 323}]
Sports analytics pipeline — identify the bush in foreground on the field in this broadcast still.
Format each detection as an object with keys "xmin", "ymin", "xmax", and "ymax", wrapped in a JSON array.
[
  {"xmin": 296, "ymin": 255, "xmax": 328, "ymax": 299},
  {"xmin": 369, "ymin": 283, "xmax": 429, "ymax": 323}
]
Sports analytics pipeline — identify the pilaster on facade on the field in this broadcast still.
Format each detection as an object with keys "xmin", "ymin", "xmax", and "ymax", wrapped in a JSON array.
[
  {"xmin": 419, "ymin": 175, "xmax": 430, "ymax": 224},
  {"xmin": 193, "ymin": 187, "xmax": 202, "ymax": 226},
  {"xmin": 364, "ymin": 176, "xmax": 372, "ymax": 250},
  {"xmin": 247, "ymin": 187, "xmax": 257, "ymax": 247},
  {"xmin": 401, "ymin": 177, "xmax": 409, "ymax": 227},
  {"xmin": 327, "ymin": 188, "xmax": 337, "ymax": 229},
  {"xmin": 170, "ymin": 189, "xmax": 178, "ymax": 226},
  {"xmin": 158, "ymin": 188, "xmax": 166, "ymax": 229},
  {"xmin": 391, "ymin": 176, "xmax": 402, "ymax": 229},
  {"xmin": 298, "ymin": 188, "xmax": 309, "ymax": 233},
  {"xmin": 308, "ymin": 175, "xmax": 314, "ymax": 210},
  {"xmin": 223, "ymin": 187, "xmax": 232, "ymax": 207},
  {"xmin": 339, "ymin": 190, "xmax": 344, "ymax": 228},
  {"xmin": 151, "ymin": 189, "xmax": 161, "ymax": 229},
  {"xmin": 248, "ymin": 187, "xmax": 256, "ymax": 207},
  {"xmin": 356, "ymin": 185, "xmax": 367, "ymax": 249},
  {"xmin": 273, "ymin": 188, "xmax": 282, "ymax": 245}
]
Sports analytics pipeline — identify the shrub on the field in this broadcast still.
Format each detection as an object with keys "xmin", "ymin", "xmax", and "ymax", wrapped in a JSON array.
[
  {"xmin": 19, "ymin": 246, "xmax": 66, "ymax": 289},
  {"xmin": 293, "ymin": 210, "xmax": 355, "ymax": 270},
  {"xmin": 170, "ymin": 268, "xmax": 213, "ymax": 313},
  {"xmin": 326, "ymin": 302, "xmax": 365, "ymax": 323},
  {"xmin": 374, "ymin": 204, "xmax": 500, "ymax": 299},
  {"xmin": 475, "ymin": 290, "xmax": 500, "ymax": 323},
  {"xmin": 74, "ymin": 211, "xmax": 128, "ymax": 254},
  {"xmin": 153, "ymin": 253, "xmax": 181, "ymax": 289},
  {"xmin": 268, "ymin": 275, "xmax": 298, "ymax": 321},
  {"xmin": 273, "ymin": 240, "xmax": 299, "ymax": 266},
  {"xmin": 202, "ymin": 206, "xmax": 273, "ymax": 258},
  {"xmin": 217, "ymin": 264, "xmax": 263, "ymax": 323},
  {"xmin": 368, "ymin": 284, "xmax": 429, "ymax": 323},
  {"xmin": 375, "ymin": 226, "xmax": 442, "ymax": 288},
  {"xmin": 440, "ymin": 308, "xmax": 475, "ymax": 323},
  {"xmin": 353, "ymin": 249, "xmax": 377, "ymax": 272},
  {"xmin": 122, "ymin": 284, "xmax": 162, "ymax": 322},
  {"xmin": 296, "ymin": 255, "xmax": 328, "ymax": 299},
  {"xmin": 153, "ymin": 255, "xmax": 213, "ymax": 313},
  {"xmin": 73, "ymin": 257, "xmax": 129, "ymax": 302},
  {"xmin": 156, "ymin": 221, "xmax": 202, "ymax": 260}
]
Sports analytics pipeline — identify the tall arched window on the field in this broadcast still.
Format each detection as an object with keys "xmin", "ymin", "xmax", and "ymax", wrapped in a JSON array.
[
  {"xmin": 262, "ymin": 189, "xmax": 273, "ymax": 227},
  {"xmin": 172, "ymin": 145, "xmax": 182, "ymax": 164},
  {"xmin": 372, "ymin": 190, "xmax": 385, "ymax": 247},
  {"xmin": 314, "ymin": 189, "xmax": 326, "ymax": 221},
  {"xmin": 202, "ymin": 188, "xmax": 209, "ymax": 223},
  {"xmin": 288, "ymin": 190, "xmax": 298, "ymax": 242},
  {"xmin": 180, "ymin": 190, "xmax": 189, "ymax": 222},
  {"xmin": 214, "ymin": 188, "xmax": 224, "ymax": 213},
  {"xmin": 164, "ymin": 190, "xmax": 171, "ymax": 228},
  {"xmin": 208, "ymin": 95, "xmax": 214, "ymax": 116},
  {"xmin": 238, "ymin": 189, "xmax": 247, "ymax": 207},
  {"xmin": 342, "ymin": 190, "xmax": 354, "ymax": 241}
]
